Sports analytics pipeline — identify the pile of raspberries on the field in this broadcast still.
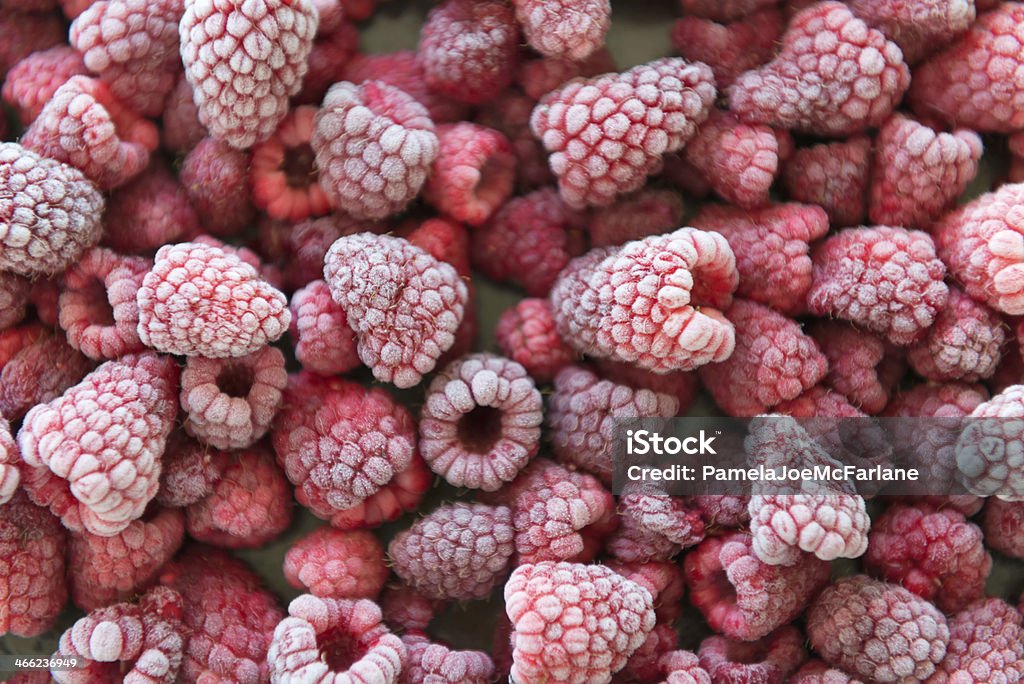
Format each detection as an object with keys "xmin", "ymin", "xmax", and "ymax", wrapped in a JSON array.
[{"xmin": 3, "ymin": 0, "xmax": 1024, "ymax": 682}]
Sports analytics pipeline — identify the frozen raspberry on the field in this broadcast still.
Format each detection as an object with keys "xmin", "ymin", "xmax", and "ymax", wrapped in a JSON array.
[
  {"xmin": 699, "ymin": 300, "xmax": 826, "ymax": 416},
  {"xmin": 729, "ymin": 2, "xmax": 910, "ymax": 136},
  {"xmin": 136, "ymin": 241, "xmax": 290, "ymax": 358},
  {"xmin": 250, "ymin": 106, "xmax": 330, "ymax": 222},
  {"xmin": 154, "ymin": 432, "xmax": 225, "ymax": 508},
  {"xmin": 22, "ymin": 76, "xmax": 158, "ymax": 190},
  {"xmin": 103, "ymin": 161, "xmax": 200, "ymax": 253},
  {"xmin": 494, "ymin": 299, "xmax": 575, "ymax": 384},
  {"xmin": 328, "ymin": 454, "xmax": 432, "ymax": 532},
  {"xmin": 908, "ymin": 3, "xmax": 1024, "ymax": 132},
  {"xmin": 549, "ymin": 365, "xmax": 679, "ymax": 482},
  {"xmin": 380, "ymin": 584, "xmax": 446, "ymax": 634},
  {"xmin": 607, "ymin": 559, "xmax": 686, "ymax": 624},
  {"xmin": 690, "ymin": 495, "xmax": 751, "ymax": 531},
  {"xmin": 808, "ymin": 226, "xmax": 949, "ymax": 346},
  {"xmin": 532, "ymin": 57, "xmax": 717, "ymax": 208},
  {"xmin": 552, "ymin": 228, "xmax": 738, "ymax": 373},
  {"xmin": 783, "ymin": 136, "xmax": 871, "ymax": 227},
  {"xmin": 0, "ymin": 141, "xmax": 105, "ymax": 277},
  {"xmin": 341, "ymin": 50, "xmax": 468, "ymax": 124},
  {"xmin": 790, "ymin": 660, "xmax": 865, "ymax": 683},
  {"xmin": 2, "ymin": 46, "xmax": 88, "ymax": 125},
  {"xmin": 160, "ymin": 545, "xmax": 283, "ymax": 683},
  {"xmin": 678, "ymin": 0, "xmax": 778, "ymax": 21},
  {"xmin": 423, "ymin": 123, "xmax": 515, "ymax": 226},
  {"xmin": 809, "ymin": 321, "xmax": 904, "ymax": 414},
  {"xmin": 179, "ymin": 137, "xmax": 256, "ymax": 237},
  {"xmin": 698, "ymin": 627, "xmax": 807, "ymax": 684},
  {"xmin": 0, "ymin": 9, "xmax": 63, "ymax": 76},
  {"xmin": 32, "ymin": 278, "xmax": 65, "ymax": 327},
  {"xmin": 0, "ymin": 491, "xmax": 67, "ymax": 637},
  {"xmin": 931, "ymin": 598, "xmax": 1024, "ymax": 684},
  {"xmin": 615, "ymin": 622, "xmax": 678, "ymax": 683},
  {"xmin": 323, "ymin": 233, "xmax": 467, "ymax": 387},
  {"xmin": 476, "ymin": 90, "xmax": 554, "ymax": 190},
  {"xmin": 289, "ymin": 279, "xmax": 360, "ymax": 376},
  {"xmin": 0, "ymin": 330, "xmax": 94, "ymax": 422},
  {"xmin": 0, "ymin": 273, "xmax": 31, "ymax": 330},
  {"xmin": 848, "ymin": 0, "xmax": 974, "ymax": 64},
  {"xmin": 0, "ymin": 323, "xmax": 44, "ymax": 366},
  {"xmin": 398, "ymin": 216, "xmax": 471, "ymax": 277},
  {"xmin": 401, "ymin": 633, "xmax": 494, "ymax": 684},
  {"xmin": 906, "ymin": 287, "xmax": 1005, "ymax": 382},
  {"xmin": 869, "ymin": 113, "xmax": 982, "ymax": 230},
  {"xmin": 658, "ymin": 650, "xmax": 712, "ymax": 684},
  {"xmin": 983, "ymin": 499, "xmax": 1024, "ymax": 558},
  {"xmin": 68, "ymin": 506, "xmax": 185, "ymax": 611},
  {"xmin": 588, "ymin": 189, "xmax": 684, "ymax": 248},
  {"xmin": 18, "ymin": 352, "xmax": 178, "ymax": 536},
  {"xmin": 670, "ymin": 9, "xmax": 785, "ymax": 90},
  {"xmin": 179, "ymin": 0, "xmax": 317, "ymax": 149},
  {"xmin": 0, "ymin": 417, "xmax": 18, "ymax": 505},
  {"xmin": 272, "ymin": 213, "xmax": 378, "ymax": 291},
  {"xmin": 607, "ymin": 487, "xmax": 705, "ymax": 563},
  {"xmin": 595, "ymin": 361, "xmax": 699, "ymax": 414},
  {"xmin": 418, "ymin": 0, "xmax": 519, "ymax": 105},
  {"xmin": 516, "ymin": 48, "xmax": 617, "ymax": 102},
  {"xmin": 808, "ymin": 576, "xmax": 949, "ymax": 683},
  {"xmin": 693, "ymin": 203, "xmax": 828, "ymax": 316},
  {"xmin": 160, "ymin": 74, "xmax": 204, "ymax": 155},
  {"xmin": 956, "ymin": 384, "xmax": 1024, "ymax": 499},
  {"xmin": 294, "ymin": 22, "xmax": 359, "ymax": 106},
  {"xmin": 284, "ymin": 527, "xmax": 386, "ymax": 600},
  {"xmin": 512, "ymin": 0, "xmax": 608, "ymax": 62}
]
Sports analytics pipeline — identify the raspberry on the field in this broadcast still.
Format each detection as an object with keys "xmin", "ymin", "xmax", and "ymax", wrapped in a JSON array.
[
  {"xmin": 848, "ymin": 0, "xmax": 975, "ymax": 64},
  {"xmin": 931, "ymin": 598, "xmax": 1024, "ymax": 683},
  {"xmin": 0, "ymin": 491, "xmax": 67, "ymax": 637},
  {"xmin": 289, "ymin": 279, "xmax": 360, "ymax": 376},
  {"xmin": 869, "ymin": 113, "xmax": 983, "ymax": 230},
  {"xmin": 505, "ymin": 561, "xmax": 656, "ymax": 684},
  {"xmin": 692, "ymin": 203, "xmax": 828, "ymax": 316},
  {"xmin": 160, "ymin": 74, "xmax": 204, "ymax": 155},
  {"xmin": 956, "ymin": 384, "xmax": 1024, "ymax": 499},
  {"xmin": 0, "ymin": 273, "xmax": 31, "ymax": 330},
  {"xmin": 22, "ymin": 76, "xmax": 159, "ymax": 190},
  {"xmin": 908, "ymin": 3, "xmax": 1024, "ymax": 132},
  {"xmin": 697, "ymin": 627, "xmax": 808, "ymax": 684},
  {"xmin": 380, "ymin": 584, "xmax": 446, "ymax": 634},
  {"xmin": 250, "ymin": 105, "xmax": 331, "ymax": 222},
  {"xmin": 809, "ymin": 320, "xmax": 905, "ymax": 414},
  {"xmin": 103, "ymin": 161, "xmax": 200, "ymax": 253},
  {"xmin": 790, "ymin": 660, "xmax": 865, "ymax": 683},
  {"xmin": 327, "ymin": 455, "xmax": 432, "ymax": 532},
  {"xmin": 0, "ymin": 330, "xmax": 94, "ymax": 422},
  {"xmin": 729, "ymin": 2, "xmax": 910, "ymax": 136},
  {"xmin": 294, "ymin": 22, "xmax": 359, "ymax": 106},
  {"xmin": 389, "ymin": 502, "xmax": 514, "ymax": 601},
  {"xmin": 423, "ymin": 123, "xmax": 516, "ymax": 226},
  {"xmin": 70, "ymin": 0, "xmax": 183, "ymax": 117},
  {"xmin": 339, "ymin": 0, "xmax": 375, "ymax": 21},
  {"xmin": 312, "ymin": 80, "xmax": 440, "ymax": 220},
  {"xmin": 341, "ymin": 50, "xmax": 468, "ymax": 124},
  {"xmin": 185, "ymin": 445, "xmax": 293, "ymax": 548},
  {"xmin": 783, "ymin": 136, "xmax": 871, "ymax": 227},
  {"xmin": 476, "ymin": 90, "xmax": 554, "ymax": 190},
  {"xmin": 153, "ymin": 432, "xmax": 224, "ymax": 508},
  {"xmin": 0, "ymin": 417, "xmax": 18, "ymax": 505},
  {"xmin": 136, "ymin": 241, "xmax": 290, "ymax": 358},
  {"xmin": 0, "ymin": 141, "xmax": 105, "ymax": 277},
  {"xmin": 678, "ymin": 0, "xmax": 778, "ymax": 21},
  {"xmin": 516, "ymin": 48, "xmax": 617, "ymax": 102},
  {"xmin": 551, "ymin": 228, "xmax": 738, "ymax": 373},
  {"xmin": 495, "ymin": 299, "xmax": 575, "ymax": 384},
  {"xmin": 398, "ymin": 216, "xmax": 471, "ymax": 278},
  {"xmin": 617, "ymin": 622, "xmax": 678, "ymax": 683},
  {"xmin": 808, "ymin": 226, "xmax": 949, "ymax": 346},
  {"xmin": 179, "ymin": 137, "xmax": 256, "ymax": 237},
  {"xmin": 284, "ymin": 527, "xmax": 387, "ymax": 600},
  {"xmin": 699, "ymin": 300, "xmax": 827, "ymax": 416},
  {"xmin": 691, "ymin": 495, "xmax": 751, "ymax": 530},
  {"xmin": 607, "ymin": 487, "xmax": 705, "ymax": 563},
  {"xmin": 2, "ymin": 46, "xmax": 88, "ymax": 125},
  {"xmin": 273, "ymin": 213, "xmax": 380, "ymax": 291},
  {"xmin": 159, "ymin": 545, "xmax": 284, "ymax": 683},
  {"xmin": 68, "ymin": 506, "xmax": 185, "ymax": 610},
  {"xmin": 18, "ymin": 352, "xmax": 178, "ymax": 536},
  {"xmin": 685, "ymin": 530, "xmax": 831, "ymax": 641},
  {"xmin": 670, "ymin": 9, "xmax": 785, "ymax": 89},
  {"xmin": 179, "ymin": 0, "xmax": 318, "ymax": 149},
  {"xmin": 268, "ymin": 595, "xmax": 406, "ymax": 682},
  {"xmin": 0, "ymin": 323, "xmax": 44, "ymax": 366},
  {"xmin": 588, "ymin": 189, "xmax": 684, "ymax": 248},
  {"xmin": 807, "ymin": 576, "xmax": 949, "ymax": 683},
  {"xmin": 594, "ymin": 360, "xmax": 699, "ymax": 414},
  {"xmin": 607, "ymin": 559, "xmax": 686, "ymax": 623},
  {"xmin": 512, "ymin": 0, "xmax": 609, "ymax": 61},
  {"xmin": 0, "ymin": 9, "xmax": 63, "ymax": 76},
  {"xmin": 906, "ymin": 287, "xmax": 1006, "ymax": 382},
  {"xmin": 531, "ymin": 57, "xmax": 716, "ymax": 209},
  {"xmin": 658, "ymin": 650, "xmax": 712, "ymax": 684},
  {"xmin": 418, "ymin": 0, "xmax": 519, "ymax": 105},
  {"xmin": 401, "ymin": 633, "xmax": 495, "ymax": 684},
  {"xmin": 323, "ymin": 233, "xmax": 467, "ymax": 388},
  {"xmin": 983, "ymin": 499, "xmax": 1024, "ymax": 558}
]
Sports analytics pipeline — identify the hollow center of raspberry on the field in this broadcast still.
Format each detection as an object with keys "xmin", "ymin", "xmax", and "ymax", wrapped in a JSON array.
[
  {"xmin": 215, "ymin": 364, "xmax": 255, "ymax": 398},
  {"xmin": 83, "ymin": 277, "xmax": 115, "ymax": 326},
  {"xmin": 318, "ymin": 626, "xmax": 363, "ymax": 672},
  {"xmin": 456, "ymin": 405, "xmax": 503, "ymax": 453},
  {"xmin": 284, "ymin": 144, "xmax": 317, "ymax": 188}
]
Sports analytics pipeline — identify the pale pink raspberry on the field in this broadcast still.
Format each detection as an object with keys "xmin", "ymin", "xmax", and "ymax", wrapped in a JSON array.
[
  {"xmin": 103, "ymin": 160, "xmax": 200, "ymax": 253},
  {"xmin": 505, "ymin": 561, "xmax": 656, "ymax": 684},
  {"xmin": 476, "ymin": 90, "xmax": 554, "ymax": 190},
  {"xmin": 2, "ymin": 46, "xmax": 88, "ymax": 124},
  {"xmin": 670, "ymin": 9, "xmax": 785, "ymax": 89},
  {"xmin": 516, "ymin": 48, "xmax": 617, "ymax": 101},
  {"xmin": 512, "ymin": 0, "xmax": 609, "ymax": 61},
  {"xmin": 312, "ymin": 80, "xmax": 440, "ymax": 220},
  {"xmin": 418, "ymin": 0, "xmax": 520, "ymax": 105},
  {"xmin": 380, "ymin": 584, "xmax": 446, "ymax": 634},
  {"xmin": 809, "ymin": 320, "xmax": 905, "ymax": 414},
  {"xmin": 289, "ymin": 279, "xmax": 360, "ymax": 376},
  {"xmin": 588, "ymin": 188, "xmax": 684, "ymax": 248},
  {"xmin": 551, "ymin": 228, "xmax": 738, "ymax": 373},
  {"xmin": 658, "ymin": 650, "xmax": 712, "ymax": 684},
  {"xmin": 18, "ymin": 352, "xmax": 178, "ymax": 536},
  {"xmin": 22, "ymin": 75, "xmax": 158, "ymax": 190},
  {"xmin": 494, "ymin": 298, "xmax": 576, "ymax": 383},
  {"xmin": 179, "ymin": 137, "xmax": 256, "ymax": 237},
  {"xmin": 179, "ymin": 0, "xmax": 318, "ymax": 149},
  {"xmin": 284, "ymin": 527, "xmax": 387, "ymax": 600},
  {"xmin": 68, "ymin": 506, "xmax": 185, "ymax": 610},
  {"xmin": 807, "ymin": 576, "xmax": 949, "ymax": 683},
  {"xmin": 930, "ymin": 598, "xmax": 1024, "ymax": 684},
  {"xmin": 0, "ymin": 273, "xmax": 31, "ymax": 330},
  {"xmin": 698, "ymin": 627, "xmax": 808, "ymax": 684},
  {"xmin": 0, "ymin": 417, "xmax": 18, "ymax": 505},
  {"xmin": 341, "ymin": 50, "xmax": 468, "ymax": 124},
  {"xmin": 783, "ymin": 136, "xmax": 871, "ymax": 227},
  {"xmin": 983, "ymin": 499, "xmax": 1024, "ymax": 558},
  {"xmin": 808, "ymin": 226, "xmax": 949, "ymax": 346},
  {"xmin": 160, "ymin": 74, "xmax": 205, "ymax": 155},
  {"xmin": 0, "ymin": 330, "xmax": 95, "ymax": 422},
  {"xmin": 607, "ymin": 487, "xmax": 705, "ymax": 563},
  {"xmin": 323, "ymin": 233, "xmax": 467, "ymax": 388},
  {"xmin": 532, "ymin": 57, "xmax": 717, "ymax": 208},
  {"xmin": 294, "ymin": 22, "xmax": 359, "ymax": 106},
  {"xmin": 268, "ymin": 596, "xmax": 406, "ymax": 682},
  {"xmin": 607, "ymin": 559, "xmax": 686, "ymax": 624},
  {"xmin": 908, "ymin": 3, "xmax": 1024, "ymax": 132},
  {"xmin": 729, "ymin": 2, "xmax": 910, "ymax": 136},
  {"xmin": 136, "ymin": 241, "xmax": 290, "ymax": 358},
  {"xmin": 790, "ymin": 660, "xmax": 865, "ymax": 684},
  {"xmin": 956, "ymin": 384, "xmax": 1024, "ymax": 499},
  {"xmin": 250, "ymin": 106, "xmax": 330, "ymax": 223},
  {"xmin": 906, "ymin": 287, "xmax": 1006, "ymax": 382},
  {"xmin": 848, "ymin": 0, "xmax": 975, "ymax": 64},
  {"xmin": 401, "ymin": 633, "xmax": 495, "ymax": 684},
  {"xmin": 678, "ymin": 0, "xmax": 778, "ymax": 21},
  {"xmin": 0, "ymin": 141, "xmax": 105, "ymax": 277}
]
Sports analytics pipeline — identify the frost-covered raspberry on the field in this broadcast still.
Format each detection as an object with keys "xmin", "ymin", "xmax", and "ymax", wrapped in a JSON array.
[
  {"xmin": 906, "ymin": 287, "xmax": 1005, "ymax": 382},
  {"xmin": 678, "ymin": 0, "xmax": 777, "ymax": 21},
  {"xmin": 136, "ymin": 241, "xmax": 290, "ymax": 358},
  {"xmin": 284, "ymin": 527, "xmax": 386, "ymax": 600},
  {"xmin": 249, "ymin": 106, "xmax": 330, "ymax": 222},
  {"xmin": 847, "ymin": 0, "xmax": 974, "ymax": 64},
  {"xmin": 607, "ymin": 559, "xmax": 686, "ymax": 624},
  {"xmin": 983, "ymin": 499, "xmax": 1024, "ymax": 558},
  {"xmin": 70, "ymin": 0, "xmax": 183, "ymax": 117},
  {"xmin": 323, "ymin": 233, "xmax": 467, "ymax": 388},
  {"xmin": 808, "ymin": 226, "xmax": 949, "ymax": 346},
  {"xmin": 418, "ymin": 0, "xmax": 519, "ymax": 105},
  {"xmin": 380, "ymin": 584, "xmax": 446, "ymax": 635},
  {"xmin": 494, "ymin": 299, "xmax": 576, "ymax": 383},
  {"xmin": 790, "ymin": 660, "xmax": 865, "ymax": 684},
  {"xmin": 809, "ymin": 321, "xmax": 904, "ymax": 414},
  {"xmin": 0, "ymin": 330, "xmax": 94, "ymax": 422},
  {"xmin": 670, "ymin": 9, "xmax": 785, "ymax": 89},
  {"xmin": 869, "ymin": 113, "xmax": 982, "ymax": 230},
  {"xmin": 312, "ymin": 80, "xmax": 439, "ymax": 220},
  {"xmin": 161, "ymin": 74, "xmax": 204, "ymax": 155},
  {"xmin": 808, "ymin": 576, "xmax": 949, "ymax": 683},
  {"xmin": 153, "ymin": 432, "xmax": 224, "ymax": 508},
  {"xmin": 783, "ymin": 136, "xmax": 871, "ymax": 227},
  {"xmin": 289, "ymin": 279, "xmax": 360, "ymax": 376},
  {"xmin": 22, "ymin": 75, "xmax": 158, "ymax": 190},
  {"xmin": 103, "ymin": 161, "xmax": 200, "ymax": 253},
  {"xmin": 179, "ymin": 0, "xmax": 318, "ymax": 149},
  {"xmin": 401, "ymin": 633, "xmax": 494, "ymax": 684},
  {"xmin": 512, "ymin": 0, "xmax": 608, "ymax": 61},
  {"xmin": 294, "ymin": 22, "xmax": 358, "ymax": 106},
  {"xmin": 956, "ymin": 384, "xmax": 1024, "ymax": 499},
  {"xmin": 341, "ymin": 50, "xmax": 468, "ymax": 124},
  {"xmin": 268, "ymin": 595, "xmax": 406, "ymax": 683},
  {"xmin": 607, "ymin": 487, "xmax": 704, "ymax": 563},
  {"xmin": 699, "ymin": 300, "xmax": 826, "ymax": 416},
  {"xmin": 18, "ymin": 352, "xmax": 178, "ymax": 536},
  {"xmin": 505, "ymin": 561, "xmax": 656, "ymax": 684},
  {"xmin": 179, "ymin": 137, "xmax": 256, "ymax": 237},
  {"xmin": 908, "ymin": 3, "xmax": 1024, "ymax": 132},
  {"xmin": 0, "ymin": 491, "xmax": 67, "ymax": 637},
  {"xmin": 587, "ymin": 189, "xmax": 683, "ymax": 248},
  {"xmin": 595, "ymin": 361, "xmax": 697, "ymax": 415},
  {"xmin": 658, "ymin": 650, "xmax": 712, "ymax": 684},
  {"xmin": 2, "ymin": 46, "xmax": 87, "ymax": 124},
  {"xmin": 68, "ymin": 506, "xmax": 185, "ymax": 611},
  {"xmin": 552, "ymin": 228, "xmax": 738, "ymax": 373},
  {"xmin": 516, "ymin": 48, "xmax": 616, "ymax": 101},
  {"xmin": 0, "ymin": 417, "xmax": 18, "ymax": 505},
  {"xmin": 423, "ymin": 123, "xmax": 515, "ymax": 226},
  {"xmin": 0, "ymin": 9, "xmax": 63, "ymax": 76},
  {"xmin": 389, "ymin": 502, "xmax": 514, "ymax": 601},
  {"xmin": 730, "ymin": 2, "xmax": 910, "ymax": 136},
  {"xmin": 0, "ymin": 273, "xmax": 31, "ymax": 330},
  {"xmin": 269, "ymin": 213, "xmax": 375, "ymax": 291},
  {"xmin": 0, "ymin": 142, "xmax": 104, "ymax": 277},
  {"xmin": 930, "ymin": 598, "xmax": 1024, "ymax": 684},
  {"xmin": 698, "ymin": 627, "xmax": 807, "ymax": 684},
  {"xmin": 532, "ymin": 57, "xmax": 716, "ymax": 208},
  {"xmin": 476, "ymin": 91, "xmax": 554, "ymax": 190},
  {"xmin": 693, "ymin": 203, "xmax": 828, "ymax": 316}
]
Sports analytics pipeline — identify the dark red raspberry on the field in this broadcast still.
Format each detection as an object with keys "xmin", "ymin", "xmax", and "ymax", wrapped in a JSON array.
[
  {"xmin": 670, "ymin": 9, "xmax": 785, "ymax": 89},
  {"xmin": 284, "ymin": 527, "xmax": 387, "ymax": 600},
  {"xmin": 289, "ymin": 279, "xmax": 361, "ymax": 376},
  {"xmin": 0, "ymin": 330, "xmax": 94, "ymax": 422},
  {"xmin": 103, "ymin": 160, "xmax": 200, "ymax": 253},
  {"xmin": 607, "ymin": 487, "xmax": 705, "ymax": 563},
  {"xmin": 476, "ymin": 90, "xmax": 554, "ymax": 190},
  {"xmin": 0, "ymin": 273, "xmax": 31, "ymax": 330},
  {"xmin": 294, "ymin": 22, "xmax": 359, "ymax": 106},
  {"xmin": 931, "ymin": 598, "xmax": 1024, "ymax": 683},
  {"xmin": 698, "ymin": 626, "xmax": 808, "ymax": 684},
  {"xmin": 587, "ymin": 189, "xmax": 684, "ymax": 248},
  {"xmin": 179, "ymin": 137, "xmax": 257, "ymax": 237},
  {"xmin": 512, "ymin": 0, "xmax": 609, "ymax": 61},
  {"xmin": 2, "ymin": 46, "xmax": 87, "ymax": 124},
  {"xmin": 616, "ymin": 622, "xmax": 679, "ymax": 683},
  {"xmin": 906, "ymin": 286, "xmax": 1006, "ymax": 382},
  {"xmin": 250, "ymin": 105, "xmax": 331, "ymax": 222},
  {"xmin": 380, "ymin": 584, "xmax": 446, "ymax": 634},
  {"xmin": 783, "ymin": 136, "xmax": 871, "ymax": 227},
  {"xmin": 161, "ymin": 74, "xmax": 204, "ymax": 155},
  {"xmin": 494, "ymin": 298, "xmax": 576, "ymax": 383},
  {"xmin": 341, "ymin": 50, "xmax": 468, "ymax": 123},
  {"xmin": 955, "ymin": 384, "xmax": 1024, "ymax": 499},
  {"xmin": 515, "ymin": 48, "xmax": 616, "ymax": 101},
  {"xmin": 847, "ymin": 0, "xmax": 975, "ymax": 64},
  {"xmin": 691, "ymin": 495, "xmax": 751, "ymax": 530},
  {"xmin": 0, "ymin": 9, "xmax": 63, "ymax": 76},
  {"xmin": 398, "ymin": 216, "xmax": 472, "ymax": 277},
  {"xmin": 266, "ymin": 213, "xmax": 380, "ymax": 291},
  {"xmin": 983, "ymin": 499, "xmax": 1024, "ymax": 558},
  {"xmin": 678, "ymin": 0, "xmax": 778, "ymax": 21},
  {"xmin": 402, "ymin": 632, "xmax": 495, "ymax": 684},
  {"xmin": 809, "ymin": 320, "xmax": 905, "ymax": 414}
]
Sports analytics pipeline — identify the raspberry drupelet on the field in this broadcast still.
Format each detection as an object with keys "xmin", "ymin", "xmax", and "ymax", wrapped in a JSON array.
[
  {"xmin": 783, "ymin": 136, "xmax": 871, "ymax": 227},
  {"xmin": 1, "ymin": 46, "xmax": 87, "ymax": 124},
  {"xmin": 289, "ymin": 279, "xmax": 361, "ymax": 376},
  {"xmin": 983, "ymin": 499, "xmax": 1024, "ymax": 558},
  {"xmin": 697, "ymin": 626, "xmax": 808, "ymax": 684},
  {"xmin": 250, "ymin": 106, "xmax": 331, "ymax": 223},
  {"xmin": 847, "ymin": 0, "xmax": 975, "ymax": 64},
  {"xmin": 284, "ymin": 527, "xmax": 387, "ymax": 600},
  {"xmin": 494, "ymin": 298, "xmax": 576, "ymax": 383},
  {"xmin": 606, "ymin": 486, "xmax": 705, "ymax": 563},
  {"xmin": 0, "ymin": 330, "xmax": 94, "ymax": 422},
  {"xmin": 931, "ymin": 598, "xmax": 1024, "ymax": 683},
  {"xmin": 0, "ymin": 417, "xmax": 18, "ymax": 504},
  {"xmin": 179, "ymin": 137, "xmax": 257, "ymax": 237},
  {"xmin": 179, "ymin": 0, "xmax": 318, "ymax": 149},
  {"xmin": 809, "ymin": 320, "xmax": 904, "ymax": 414},
  {"xmin": 670, "ymin": 9, "xmax": 785, "ymax": 90},
  {"xmin": 341, "ymin": 50, "xmax": 468, "ymax": 124},
  {"xmin": 103, "ymin": 161, "xmax": 200, "ymax": 253},
  {"xmin": 312, "ymin": 80, "xmax": 440, "ymax": 220},
  {"xmin": 531, "ymin": 57, "xmax": 717, "ymax": 209},
  {"xmin": 512, "ymin": 0, "xmax": 609, "ymax": 62},
  {"xmin": 729, "ymin": 2, "xmax": 910, "ymax": 137},
  {"xmin": 956, "ymin": 384, "xmax": 1024, "ymax": 499},
  {"xmin": 401, "ymin": 632, "xmax": 495, "ymax": 684},
  {"xmin": 906, "ymin": 286, "xmax": 1006, "ymax": 382}
]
